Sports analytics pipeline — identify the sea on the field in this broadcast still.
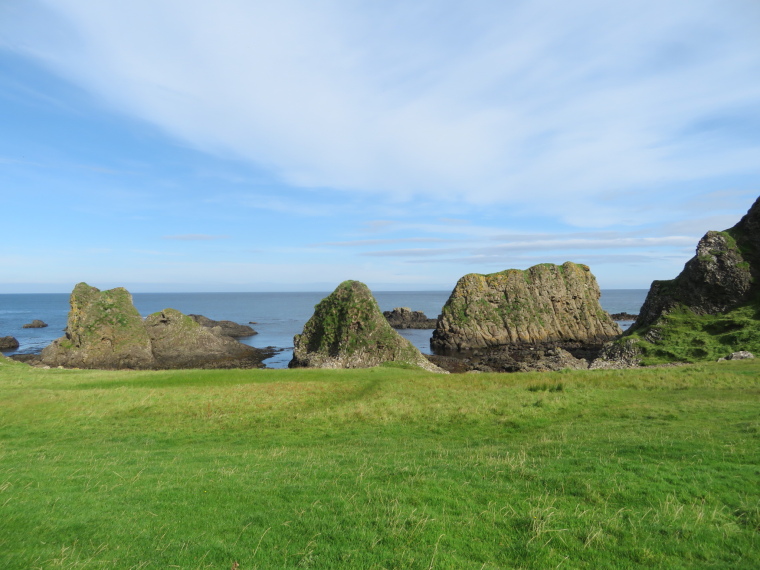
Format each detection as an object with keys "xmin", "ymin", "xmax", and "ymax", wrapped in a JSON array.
[{"xmin": 0, "ymin": 289, "xmax": 648, "ymax": 368}]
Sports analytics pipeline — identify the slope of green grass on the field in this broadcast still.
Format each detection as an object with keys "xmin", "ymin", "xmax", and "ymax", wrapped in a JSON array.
[
  {"xmin": 630, "ymin": 301, "xmax": 760, "ymax": 364},
  {"xmin": 0, "ymin": 358, "xmax": 758, "ymax": 568}
]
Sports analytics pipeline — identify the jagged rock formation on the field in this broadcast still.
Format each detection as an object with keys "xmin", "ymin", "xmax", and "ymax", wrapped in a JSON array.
[
  {"xmin": 289, "ymin": 280, "xmax": 445, "ymax": 373},
  {"xmin": 40, "ymin": 283, "xmax": 271, "ymax": 369},
  {"xmin": 383, "ymin": 307, "xmax": 437, "ymax": 329},
  {"xmin": 596, "ymin": 196, "xmax": 760, "ymax": 365},
  {"xmin": 188, "ymin": 314, "xmax": 257, "ymax": 337},
  {"xmin": 631, "ymin": 197, "xmax": 760, "ymax": 332},
  {"xmin": 0, "ymin": 336, "xmax": 20, "ymax": 350},
  {"xmin": 22, "ymin": 319, "xmax": 48, "ymax": 329},
  {"xmin": 431, "ymin": 262, "xmax": 620, "ymax": 356}
]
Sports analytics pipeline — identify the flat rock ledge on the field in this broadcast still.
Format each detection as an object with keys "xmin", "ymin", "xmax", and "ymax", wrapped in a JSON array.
[{"xmin": 188, "ymin": 314, "xmax": 257, "ymax": 337}]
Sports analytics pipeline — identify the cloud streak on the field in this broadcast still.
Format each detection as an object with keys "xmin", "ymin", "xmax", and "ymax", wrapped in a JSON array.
[{"xmin": 2, "ymin": 0, "xmax": 758, "ymax": 226}]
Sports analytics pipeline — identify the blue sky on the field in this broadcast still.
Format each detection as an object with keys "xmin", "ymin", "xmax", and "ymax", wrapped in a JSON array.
[{"xmin": 1, "ymin": 0, "xmax": 759, "ymax": 293}]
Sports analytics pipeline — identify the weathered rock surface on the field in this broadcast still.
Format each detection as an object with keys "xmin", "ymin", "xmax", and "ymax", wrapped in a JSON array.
[
  {"xmin": 188, "ymin": 314, "xmax": 257, "ymax": 337},
  {"xmin": 22, "ymin": 319, "xmax": 48, "ymax": 329},
  {"xmin": 609, "ymin": 313, "xmax": 638, "ymax": 321},
  {"xmin": 40, "ymin": 283, "xmax": 271, "ymax": 369},
  {"xmin": 431, "ymin": 262, "xmax": 621, "ymax": 356},
  {"xmin": 290, "ymin": 280, "xmax": 445, "ymax": 373},
  {"xmin": 383, "ymin": 307, "xmax": 438, "ymax": 329},
  {"xmin": 719, "ymin": 351, "xmax": 755, "ymax": 361},
  {"xmin": 631, "ymin": 197, "xmax": 760, "ymax": 332},
  {"xmin": 40, "ymin": 283, "xmax": 155, "ymax": 369},
  {"xmin": 147, "ymin": 309, "xmax": 264, "ymax": 368},
  {"xmin": 0, "ymin": 336, "xmax": 20, "ymax": 350}
]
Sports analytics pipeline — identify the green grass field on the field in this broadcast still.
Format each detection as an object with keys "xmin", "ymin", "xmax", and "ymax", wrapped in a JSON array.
[{"xmin": 1, "ymin": 357, "xmax": 758, "ymax": 569}]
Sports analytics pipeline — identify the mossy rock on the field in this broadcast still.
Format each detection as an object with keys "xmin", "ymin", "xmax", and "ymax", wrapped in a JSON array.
[
  {"xmin": 623, "ymin": 196, "xmax": 760, "ymax": 364},
  {"xmin": 431, "ymin": 262, "xmax": 620, "ymax": 354},
  {"xmin": 40, "ymin": 283, "xmax": 154, "ymax": 369},
  {"xmin": 290, "ymin": 280, "xmax": 445, "ymax": 372}
]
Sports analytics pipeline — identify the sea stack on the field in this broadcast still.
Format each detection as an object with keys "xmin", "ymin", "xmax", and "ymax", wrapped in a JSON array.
[
  {"xmin": 431, "ymin": 262, "xmax": 620, "ymax": 355},
  {"xmin": 290, "ymin": 280, "xmax": 445, "ymax": 372},
  {"xmin": 40, "ymin": 283, "xmax": 271, "ymax": 369}
]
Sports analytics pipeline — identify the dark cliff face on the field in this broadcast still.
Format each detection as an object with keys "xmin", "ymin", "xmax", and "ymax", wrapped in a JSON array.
[
  {"xmin": 630, "ymin": 197, "xmax": 760, "ymax": 333},
  {"xmin": 431, "ymin": 262, "xmax": 620, "ymax": 355}
]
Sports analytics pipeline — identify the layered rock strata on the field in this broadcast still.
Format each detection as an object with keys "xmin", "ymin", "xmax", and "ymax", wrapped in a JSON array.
[
  {"xmin": 290, "ymin": 280, "xmax": 445, "ymax": 372},
  {"xmin": 383, "ymin": 307, "xmax": 437, "ymax": 329},
  {"xmin": 40, "ymin": 283, "xmax": 271, "ymax": 369},
  {"xmin": 431, "ymin": 262, "xmax": 620, "ymax": 356}
]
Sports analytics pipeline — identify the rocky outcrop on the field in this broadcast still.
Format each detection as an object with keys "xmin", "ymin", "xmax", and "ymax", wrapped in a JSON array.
[
  {"xmin": 188, "ymin": 314, "xmax": 257, "ymax": 337},
  {"xmin": 40, "ymin": 283, "xmax": 155, "ymax": 369},
  {"xmin": 289, "ymin": 280, "xmax": 445, "ymax": 373},
  {"xmin": 40, "ymin": 283, "xmax": 271, "ymax": 369},
  {"xmin": 631, "ymin": 227, "xmax": 756, "ymax": 332},
  {"xmin": 598, "ymin": 196, "xmax": 760, "ymax": 365},
  {"xmin": 431, "ymin": 262, "xmax": 621, "ymax": 356},
  {"xmin": 146, "ymin": 309, "xmax": 264, "ymax": 368},
  {"xmin": 22, "ymin": 319, "xmax": 48, "ymax": 329},
  {"xmin": 0, "ymin": 336, "xmax": 20, "ymax": 350},
  {"xmin": 383, "ymin": 307, "xmax": 438, "ymax": 329},
  {"xmin": 610, "ymin": 313, "xmax": 637, "ymax": 321}
]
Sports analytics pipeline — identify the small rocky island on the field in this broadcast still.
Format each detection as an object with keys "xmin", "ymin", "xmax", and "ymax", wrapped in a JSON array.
[
  {"xmin": 39, "ymin": 283, "xmax": 272, "ymax": 369},
  {"xmin": 383, "ymin": 307, "xmax": 437, "ymax": 329},
  {"xmin": 290, "ymin": 280, "xmax": 445, "ymax": 372}
]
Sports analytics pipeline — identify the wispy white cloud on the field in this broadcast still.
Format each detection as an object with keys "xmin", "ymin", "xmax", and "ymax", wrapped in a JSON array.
[{"xmin": 2, "ymin": 0, "xmax": 757, "ymax": 226}]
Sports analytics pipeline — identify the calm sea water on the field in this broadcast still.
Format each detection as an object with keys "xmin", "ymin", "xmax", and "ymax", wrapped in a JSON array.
[{"xmin": 0, "ymin": 289, "xmax": 648, "ymax": 368}]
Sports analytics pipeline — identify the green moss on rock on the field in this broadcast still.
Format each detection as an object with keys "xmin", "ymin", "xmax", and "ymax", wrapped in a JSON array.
[
  {"xmin": 431, "ymin": 262, "xmax": 620, "ymax": 353},
  {"xmin": 290, "ymin": 280, "xmax": 445, "ymax": 372}
]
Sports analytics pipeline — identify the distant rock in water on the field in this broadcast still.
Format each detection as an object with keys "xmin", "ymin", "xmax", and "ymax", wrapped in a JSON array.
[
  {"xmin": 289, "ymin": 280, "xmax": 445, "ymax": 372},
  {"xmin": 40, "ymin": 283, "xmax": 271, "ymax": 369},
  {"xmin": 0, "ymin": 336, "xmax": 20, "ymax": 350},
  {"xmin": 188, "ymin": 314, "xmax": 257, "ymax": 337},
  {"xmin": 383, "ymin": 307, "xmax": 438, "ymax": 329},
  {"xmin": 22, "ymin": 319, "xmax": 48, "ymax": 329},
  {"xmin": 609, "ymin": 313, "xmax": 638, "ymax": 321},
  {"xmin": 431, "ymin": 262, "xmax": 621, "ymax": 355}
]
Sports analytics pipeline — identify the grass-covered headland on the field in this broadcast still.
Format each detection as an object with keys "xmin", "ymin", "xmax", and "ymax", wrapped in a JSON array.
[{"xmin": 1, "ymin": 358, "xmax": 758, "ymax": 568}]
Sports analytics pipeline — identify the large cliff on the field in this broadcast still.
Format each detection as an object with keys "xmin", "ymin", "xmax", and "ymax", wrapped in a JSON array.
[
  {"xmin": 290, "ymin": 280, "xmax": 445, "ymax": 372},
  {"xmin": 431, "ymin": 262, "xmax": 620, "ymax": 355},
  {"xmin": 609, "ymin": 196, "xmax": 760, "ymax": 364},
  {"xmin": 40, "ymin": 283, "xmax": 271, "ymax": 369}
]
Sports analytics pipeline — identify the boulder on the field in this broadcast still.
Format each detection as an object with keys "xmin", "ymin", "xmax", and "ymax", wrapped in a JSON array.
[
  {"xmin": 188, "ymin": 314, "xmax": 257, "ymax": 337},
  {"xmin": 22, "ymin": 319, "xmax": 48, "ymax": 329},
  {"xmin": 40, "ymin": 283, "xmax": 271, "ymax": 369},
  {"xmin": 0, "ymin": 336, "xmax": 20, "ymax": 350},
  {"xmin": 383, "ymin": 307, "xmax": 438, "ymax": 329},
  {"xmin": 289, "ymin": 280, "xmax": 445, "ymax": 373},
  {"xmin": 431, "ymin": 262, "xmax": 620, "ymax": 356}
]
